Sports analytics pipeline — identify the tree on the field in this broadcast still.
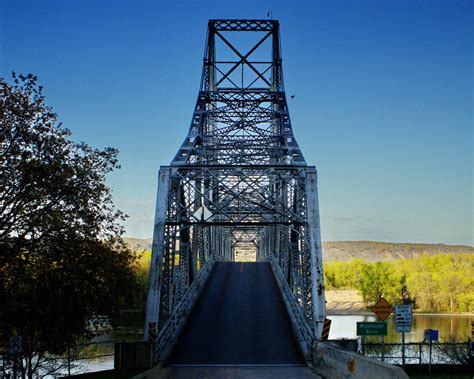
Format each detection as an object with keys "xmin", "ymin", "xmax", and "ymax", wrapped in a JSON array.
[
  {"xmin": 406, "ymin": 271, "xmax": 439, "ymax": 311},
  {"xmin": 323, "ymin": 263, "xmax": 337, "ymax": 289},
  {"xmin": 0, "ymin": 73, "xmax": 137, "ymax": 378},
  {"xmin": 357, "ymin": 262, "xmax": 402, "ymax": 306}
]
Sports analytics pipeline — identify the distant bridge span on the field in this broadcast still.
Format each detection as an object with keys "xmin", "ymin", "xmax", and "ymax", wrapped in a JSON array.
[{"xmin": 144, "ymin": 19, "xmax": 326, "ymax": 366}]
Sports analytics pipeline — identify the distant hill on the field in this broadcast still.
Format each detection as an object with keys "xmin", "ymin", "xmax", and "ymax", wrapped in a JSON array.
[
  {"xmin": 123, "ymin": 237, "xmax": 473, "ymax": 262},
  {"xmin": 124, "ymin": 237, "xmax": 152, "ymax": 251},
  {"xmin": 322, "ymin": 241, "xmax": 474, "ymax": 262}
]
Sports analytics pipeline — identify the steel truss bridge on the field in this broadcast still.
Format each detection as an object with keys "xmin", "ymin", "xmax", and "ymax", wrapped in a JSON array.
[{"xmin": 145, "ymin": 19, "xmax": 327, "ymax": 366}]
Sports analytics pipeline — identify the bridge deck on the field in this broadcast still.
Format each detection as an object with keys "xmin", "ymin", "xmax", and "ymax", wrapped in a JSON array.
[{"xmin": 166, "ymin": 262, "xmax": 305, "ymax": 365}]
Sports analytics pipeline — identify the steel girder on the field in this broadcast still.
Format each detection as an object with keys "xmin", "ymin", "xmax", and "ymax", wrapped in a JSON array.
[{"xmin": 145, "ymin": 19, "xmax": 326, "ymax": 354}]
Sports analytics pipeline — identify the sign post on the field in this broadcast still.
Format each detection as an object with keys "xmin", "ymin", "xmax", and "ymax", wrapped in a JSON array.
[
  {"xmin": 424, "ymin": 329, "xmax": 439, "ymax": 374},
  {"xmin": 148, "ymin": 321, "xmax": 157, "ymax": 360},
  {"xmin": 321, "ymin": 319, "xmax": 332, "ymax": 341},
  {"xmin": 9, "ymin": 336, "xmax": 23, "ymax": 379},
  {"xmin": 395, "ymin": 304, "xmax": 412, "ymax": 368},
  {"xmin": 371, "ymin": 298, "xmax": 393, "ymax": 362},
  {"xmin": 357, "ymin": 321, "xmax": 388, "ymax": 357},
  {"xmin": 402, "ymin": 331, "xmax": 406, "ymax": 367},
  {"xmin": 381, "ymin": 333, "xmax": 385, "ymax": 362}
]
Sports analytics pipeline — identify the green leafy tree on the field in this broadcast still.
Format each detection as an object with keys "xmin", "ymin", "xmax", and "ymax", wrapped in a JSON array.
[
  {"xmin": 341, "ymin": 258, "xmax": 367, "ymax": 289},
  {"xmin": 0, "ymin": 73, "xmax": 137, "ymax": 378},
  {"xmin": 323, "ymin": 263, "xmax": 338, "ymax": 289},
  {"xmin": 323, "ymin": 253, "xmax": 473, "ymax": 313},
  {"xmin": 406, "ymin": 271, "xmax": 439, "ymax": 311}
]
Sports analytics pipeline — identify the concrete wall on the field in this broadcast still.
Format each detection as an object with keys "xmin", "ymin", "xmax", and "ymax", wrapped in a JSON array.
[{"xmin": 312, "ymin": 342, "xmax": 409, "ymax": 379}]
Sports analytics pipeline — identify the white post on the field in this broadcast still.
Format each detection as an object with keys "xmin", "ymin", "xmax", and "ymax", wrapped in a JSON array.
[
  {"xmin": 144, "ymin": 167, "xmax": 171, "ymax": 340},
  {"xmin": 305, "ymin": 167, "xmax": 326, "ymax": 338}
]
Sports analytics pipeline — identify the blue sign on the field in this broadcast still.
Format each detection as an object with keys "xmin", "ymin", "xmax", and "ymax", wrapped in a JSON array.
[{"xmin": 424, "ymin": 329, "xmax": 439, "ymax": 341}]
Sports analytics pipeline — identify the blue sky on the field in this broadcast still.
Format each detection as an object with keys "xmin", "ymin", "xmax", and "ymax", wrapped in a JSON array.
[{"xmin": 1, "ymin": 0, "xmax": 472, "ymax": 245}]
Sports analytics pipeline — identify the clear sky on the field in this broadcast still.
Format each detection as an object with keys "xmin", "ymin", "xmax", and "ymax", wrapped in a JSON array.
[{"xmin": 1, "ymin": 0, "xmax": 472, "ymax": 245}]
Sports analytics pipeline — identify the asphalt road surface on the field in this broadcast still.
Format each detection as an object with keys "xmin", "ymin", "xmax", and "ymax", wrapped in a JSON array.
[{"xmin": 166, "ymin": 262, "xmax": 305, "ymax": 366}]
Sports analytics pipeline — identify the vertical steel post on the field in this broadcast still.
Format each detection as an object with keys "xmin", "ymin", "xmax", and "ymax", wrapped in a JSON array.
[
  {"xmin": 144, "ymin": 167, "xmax": 171, "ymax": 340},
  {"xmin": 305, "ymin": 167, "xmax": 326, "ymax": 337}
]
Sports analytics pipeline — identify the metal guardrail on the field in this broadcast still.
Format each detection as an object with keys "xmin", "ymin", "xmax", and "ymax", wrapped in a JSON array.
[
  {"xmin": 154, "ymin": 258, "xmax": 215, "ymax": 362},
  {"xmin": 269, "ymin": 256, "xmax": 315, "ymax": 359},
  {"xmin": 363, "ymin": 341, "xmax": 473, "ymax": 365}
]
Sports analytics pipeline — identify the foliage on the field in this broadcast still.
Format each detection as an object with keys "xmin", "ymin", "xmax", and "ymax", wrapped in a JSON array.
[
  {"xmin": 128, "ymin": 250, "xmax": 151, "ymax": 311},
  {"xmin": 0, "ymin": 73, "xmax": 137, "ymax": 378},
  {"xmin": 324, "ymin": 254, "xmax": 474, "ymax": 312}
]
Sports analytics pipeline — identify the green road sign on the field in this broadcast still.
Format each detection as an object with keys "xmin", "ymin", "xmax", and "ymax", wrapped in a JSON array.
[{"xmin": 357, "ymin": 322, "xmax": 388, "ymax": 336}]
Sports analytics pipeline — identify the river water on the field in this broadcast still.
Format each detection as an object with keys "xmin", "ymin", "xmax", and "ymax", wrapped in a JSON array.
[
  {"xmin": 79, "ymin": 313, "xmax": 472, "ymax": 374},
  {"xmin": 328, "ymin": 314, "xmax": 473, "ymax": 343}
]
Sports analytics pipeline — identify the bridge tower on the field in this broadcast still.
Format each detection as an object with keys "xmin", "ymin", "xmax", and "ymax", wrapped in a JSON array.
[{"xmin": 145, "ymin": 19, "xmax": 326, "ymax": 361}]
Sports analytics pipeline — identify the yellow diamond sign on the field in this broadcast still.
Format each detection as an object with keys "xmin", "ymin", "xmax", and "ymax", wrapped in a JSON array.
[{"xmin": 371, "ymin": 298, "xmax": 393, "ymax": 321}]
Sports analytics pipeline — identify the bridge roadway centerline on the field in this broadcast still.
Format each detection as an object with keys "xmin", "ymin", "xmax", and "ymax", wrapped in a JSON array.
[{"xmin": 165, "ymin": 262, "xmax": 306, "ymax": 366}]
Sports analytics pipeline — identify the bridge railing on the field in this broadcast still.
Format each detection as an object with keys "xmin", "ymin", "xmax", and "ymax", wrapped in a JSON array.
[
  {"xmin": 363, "ymin": 341, "xmax": 473, "ymax": 365},
  {"xmin": 154, "ymin": 258, "xmax": 216, "ymax": 361},
  {"xmin": 268, "ymin": 256, "xmax": 315, "ymax": 359}
]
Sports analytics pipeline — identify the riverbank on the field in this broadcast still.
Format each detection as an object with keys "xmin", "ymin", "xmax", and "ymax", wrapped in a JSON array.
[
  {"xmin": 326, "ymin": 290, "xmax": 474, "ymax": 316},
  {"xmin": 327, "ymin": 309, "xmax": 474, "ymax": 317}
]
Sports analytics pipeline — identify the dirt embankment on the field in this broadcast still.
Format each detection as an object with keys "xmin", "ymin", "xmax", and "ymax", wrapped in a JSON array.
[
  {"xmin": 322, "ymin": 241, "xmax": 473, "ymax": 262},
  {"xmin": 325, "ymin": 290, "xmax": 370, "ymax": 315}
]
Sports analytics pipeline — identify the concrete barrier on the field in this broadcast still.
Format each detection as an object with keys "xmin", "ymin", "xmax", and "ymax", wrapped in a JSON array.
[{"xmin": 312, "ymin": 342, "xmax": 409, "ymax": 379}]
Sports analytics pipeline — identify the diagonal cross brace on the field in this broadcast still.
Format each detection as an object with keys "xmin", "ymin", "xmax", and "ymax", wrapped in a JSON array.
[{"xmin": 215, "ymin": 30, "xmax": 273, "ymax": 87}]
